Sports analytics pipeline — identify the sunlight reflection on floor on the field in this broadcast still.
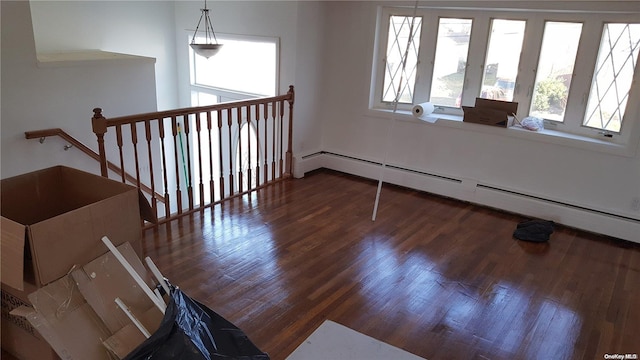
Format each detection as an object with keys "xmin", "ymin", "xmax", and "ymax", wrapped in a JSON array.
[{"xmin": 355, "ymin": 236, "xmax": 582, "ymax": 358}]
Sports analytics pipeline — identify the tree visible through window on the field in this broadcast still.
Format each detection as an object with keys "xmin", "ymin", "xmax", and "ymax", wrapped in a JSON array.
[{"xmin": 530, "ymin": 21, "xmax": 582, "ymax": 122}]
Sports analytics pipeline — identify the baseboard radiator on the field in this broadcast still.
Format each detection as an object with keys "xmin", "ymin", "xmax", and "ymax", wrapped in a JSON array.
[{"xmin": 297, "ymin": 151, "xmax": 640, "ymax": 243}]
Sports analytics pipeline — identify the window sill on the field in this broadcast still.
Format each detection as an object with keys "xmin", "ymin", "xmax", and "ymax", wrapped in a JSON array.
[{"xmin": 366, "ymin": 108, "xmax": 638, "ymax": 157}]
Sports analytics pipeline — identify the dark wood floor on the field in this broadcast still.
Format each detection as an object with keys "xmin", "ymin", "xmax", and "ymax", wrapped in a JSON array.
[
  {"xmin": 139, "ymin": 169, "xmax": 640, "ymax": 360},
  {"xmin": 4, "ymin": 169, "xmax": 638, "ymax": 360}
]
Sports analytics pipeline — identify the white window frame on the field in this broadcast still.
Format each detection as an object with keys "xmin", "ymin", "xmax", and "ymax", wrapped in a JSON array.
[{"xmin": 370, "ymin": 6, "xmax": 640, "ymax": 149}]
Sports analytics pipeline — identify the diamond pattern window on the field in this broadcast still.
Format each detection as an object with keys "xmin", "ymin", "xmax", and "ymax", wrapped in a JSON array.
[
  {"xmin": 583, "ymin": 23, "xmax": 640, "ymax": 133},
  {"xmin": 382, "ymin": 16, "xmax": 422, "ymax": 104}
]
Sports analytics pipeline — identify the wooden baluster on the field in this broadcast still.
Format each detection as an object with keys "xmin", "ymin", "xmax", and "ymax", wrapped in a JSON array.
[
  {"xmin": 254, "ymin": 104, "xmax": 260, "ymax": 189},
  {"xmin": 144, "ymin": 120, "xmax": 157, "ymax": 223},
  {"xmin": 246, "ymin": 105, "xmax": 252, "ymax": 192},
  {"xmin": 286, "ymin": 85, "xmax": 295, "ymax": 177},
  {"xmin": 279, "ymin": 99, "xmax": 284, "ymax": 179},
  {"xmin": 91, "ymin": 108, "xmax": 108, "ymax": 177},
  {"xmin": 195, "ymin": 113, "xmax": 205, "ymax": 210},
  {"xmin": 171, "ymin": 116, "xmax": 182, "ymax": 215},
  {"xmin": 158, "ymin": 118, "xmax": 171, "ymax": 219},
  {"xmin": 227, "ymin": 108, "xmax": 234, "ymax": 195},
  {"xmin": 218, "ymin": 110, "xmax": 224, "ymax": 200},
  {"xmin": 271, "ymin": 100, "xmax": 277, "ymax": 182},
  {"xmin": 130, "ymin": 123, "xmax": 141, "ymax": 189},
  {"xmin": 263, "ymin": 102, "xmax": 269, "ymax": 185},
  {"xmin": 207, "ymin": 111, "xmax": 215, "ymax": 204},
  {"xmin": 237, "ymin": 107, "xmax": 243, "ymax": 194},
  {"xmin": 115, "ymin": 125, "xmax": 126, "ymax": 183},
  {"xmin": 183, "ymin": 115, "xmax": 194, "ymax": 211}
]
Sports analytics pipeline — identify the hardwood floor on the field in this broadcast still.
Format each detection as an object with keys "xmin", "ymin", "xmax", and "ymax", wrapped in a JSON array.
[
  {"xmin": 140, "ymin": 169, "xmax": 640, "ymax": 360},
  {"xmin": 4, "ymin": 169, "xmax": 637, "ymax": 360}
]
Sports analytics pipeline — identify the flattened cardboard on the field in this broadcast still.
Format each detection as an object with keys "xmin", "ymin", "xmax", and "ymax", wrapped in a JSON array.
[
  {"xmin": 103, "ymin": 307, "xmax": 164, "ymax": 359},
  {"xmin": 0, "ymin": 165, "xmax": 154, "ymax": 290},
  {"xmin": 71, "ymin": 242, "xmax": 161, "ymax": 333},
  {"xmin": 18, "ymin": 275, "xmax": 114, "ymax": 360}
]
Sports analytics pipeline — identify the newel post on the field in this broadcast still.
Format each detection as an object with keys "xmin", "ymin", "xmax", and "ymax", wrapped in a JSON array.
[
  {"xmin": 285, "ymin": 85, "xmax": 294, "ymax": 177},
  {"xmin": 91, "ymin": 108, "xmax": 109, "ymax": 177}
]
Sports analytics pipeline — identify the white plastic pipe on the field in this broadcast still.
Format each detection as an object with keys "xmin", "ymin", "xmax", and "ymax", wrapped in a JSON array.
[
  {"xmin": 145, "ymin": 256, "xmax": 171, "ymax": 297},
  {"xmin": 115, "ymin": 297, "xmax": 151, "ymax": 338},
  {"xmin": 101, "ymin": 236, "xmax": 166, "ymax": 314}
]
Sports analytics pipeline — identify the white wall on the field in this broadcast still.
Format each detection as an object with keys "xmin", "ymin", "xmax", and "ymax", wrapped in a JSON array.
[
  {"xmin": 313, "ymin": 1, "xmax": 640, "ymax": 241},
  {"xmin": 29, "ymin": 0, "xmax": 178, "ymax": 111},
  {"xmin": 1, "ymin": 1, "xmax": 158, "ymax": 178}
]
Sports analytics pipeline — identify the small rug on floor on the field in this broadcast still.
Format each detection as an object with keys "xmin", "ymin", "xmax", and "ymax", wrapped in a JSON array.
[{"xmin": 285, "ymin": 320, "xmax": 426, "ymax": 360}]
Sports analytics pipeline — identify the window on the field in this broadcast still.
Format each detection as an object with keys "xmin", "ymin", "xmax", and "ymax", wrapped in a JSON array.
[
  {"xmin": 382, "ymin": 15, "xmax": 422, "ymax": 103},
  {"xmin": 584, "ymin": 23, "xmax": 640, "ymax": 133},
  {"xmin": 191, "ymin": 34, "xmax": 278, "ymax": 99},
  {"xmin": 188, "ymin": 33, "xmax": 279, "ymax": 200},
  {"xmin": 481, "ymin": 19, "xmax": 526, "ymax": 102},
  {"xmin": 530, "ymin": 21, "xmax": 582, "ymax": 122},
  {"xmin": 430, "ymin": 18, "xmax": 472, "ymax": 107},
  {"xmin": 371, "ymin": 6, "xmax": 640, "ymax": 146}
]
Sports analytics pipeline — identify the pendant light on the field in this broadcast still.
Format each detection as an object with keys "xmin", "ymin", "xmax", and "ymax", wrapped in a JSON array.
[{"xmin": 190, "ymin": 0, "xmax": 222, "ymax": 59}]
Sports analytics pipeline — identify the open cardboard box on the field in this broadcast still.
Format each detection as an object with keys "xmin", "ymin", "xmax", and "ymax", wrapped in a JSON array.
[
  {"xmin": 1, "ymin": 165, "xmax": 156, "ymax": 359},
  {"xmin": 462, "ymin": 97, "xmax": 518, "ymax": 128},
  {"xmin": 1, "ymin": 165, "xmax": 155, "ymax": 291}
]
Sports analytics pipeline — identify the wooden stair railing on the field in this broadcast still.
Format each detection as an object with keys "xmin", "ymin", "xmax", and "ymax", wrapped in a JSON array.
[
  {"xmin": 24, "ymin": 128, "xmax": 165, "ymax": 203},
  {"xmin": 91, "ymin": 86, "xmax": 295, "ymax": 227}
]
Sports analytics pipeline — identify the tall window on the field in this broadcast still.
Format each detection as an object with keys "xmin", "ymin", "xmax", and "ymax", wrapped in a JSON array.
[
  {"xmin": 382, "ymin": 16, "xmax": 422, "ymax": 103},
  {"xmin": 189, "ymin": 33, "xmax": 279, "ymax": 200},
  {"xmin": 584, "ymin": 23, "xmax": 640, "ymax": 133},
  {"xmin": 430, "ymin": 18, "xmax": 472, "ymax": 107},
  {"xmin": 530, "ymin": 22, "xmax": 582, "ymax": 122},
  {"xmin": 480, "ymin": 19, "xmax": 526, "ymax": 102}
]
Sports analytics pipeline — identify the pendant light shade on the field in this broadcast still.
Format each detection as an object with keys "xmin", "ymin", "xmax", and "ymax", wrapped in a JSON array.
[{"xmin": 190, "ymin": 0, "xmax": 222, "ymax": 59}]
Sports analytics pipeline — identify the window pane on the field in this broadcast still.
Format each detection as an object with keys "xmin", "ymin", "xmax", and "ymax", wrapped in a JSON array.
[
  {"xmin": 480, "ymin": 19, "xmax": 526, "ymax": 102},
  {"xmin": 382, "ymin": 16, "xmax": 422, "ymax": 104},
  {"xmin": 584, "ymin": 23, "xmax": 640, "ymax": 133},
  {"xmin": 530, "ymin": 21, "xmax": 582, "ymax": 122},
  {"xmin": 430, "ymin": 18, "xmax": 472, "ymax": 107},
  {"xmin": 193, "ymin": 36, "xmax": 277, "ymax": 96}
]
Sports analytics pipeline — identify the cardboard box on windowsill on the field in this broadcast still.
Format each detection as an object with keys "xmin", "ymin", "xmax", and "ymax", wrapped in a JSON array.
[
  {"xmin": 0, "ymin": 165, "xmax": 155, "ymax": 360},
  {"xmin": 462, "ymin": 97, "xmax": 519, "ymax": 128}
]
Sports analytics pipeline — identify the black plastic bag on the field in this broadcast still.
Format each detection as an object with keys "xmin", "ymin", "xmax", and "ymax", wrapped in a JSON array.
[{"xmin": 124, "ymin": 288, "xmax": 269, "ymax": 360}]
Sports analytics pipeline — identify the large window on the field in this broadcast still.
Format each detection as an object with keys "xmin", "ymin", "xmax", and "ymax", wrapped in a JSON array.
[
  {"xmin": 584, "ymin": 23, "xmax": 640, "ymax": 133},
  {"xmin": 530, "ymin": 21, "xmax": 582, "ymax": 122},
  {"xmin": 191, "ymin": 33, "xmax": 278, "ymax": 104},
  {"xmin": 372, "ymin": 7, "xmax": 640, "ymax": 144},
  {"xmin": 430, "ymin": 18, "xmax": 472, "ymax": 107}
]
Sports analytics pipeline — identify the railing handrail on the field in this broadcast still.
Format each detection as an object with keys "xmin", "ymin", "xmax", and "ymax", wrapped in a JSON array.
[
  {"xmin": 96, "ymin": 90, "xmax": 294, "ymax": 127},
  {"xmin": 24, "ymin": 128, "xmax": 166, "ymax": 203}
]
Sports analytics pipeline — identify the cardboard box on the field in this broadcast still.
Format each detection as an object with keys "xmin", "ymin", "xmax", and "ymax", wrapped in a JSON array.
[
  {"xmin": 10, "ymin": 242, "xmax": 163, "ymax": 360},
  {"xmin": 1, "ymin": 165, "xmax": 155, "ymax": 291},
  {"xmin": 463, "ymin": 98, "xmax": 518, "ymax": 128},
  {"xmin": 1, "ymin": 165, "xmax": 155, "ymax": 359},
  {"xmin": 1, "ymin": 283, "xmax": 60, "ymax": 360}
]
